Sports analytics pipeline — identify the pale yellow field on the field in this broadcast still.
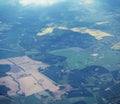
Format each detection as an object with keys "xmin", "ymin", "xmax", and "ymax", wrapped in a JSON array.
[
  {"xmin": 111, "ymin": 42, "xmax": 120, "ymax": 50},
  {"xmin": 96, "ymin": 21, "xmax": 109, "ymax": 25},
  {"xmin": 0, "ymin": 76, "xmax": 19, "ymax": 96},
  {"xmin": 18, "ymin": 76, "xmax": 44, "ymax": 96},
  {"xmin": 0, "ymin": 59, "xmax": 12, "ymax": 65},
  {"xmin": 0, "ymin": 56, "xmax": 59, "ymax": 96},
  {"xmin": 37, "ymin": 27, "xmax": 54, "ymax": 36},
  {"xmin": 37, "ymin": 26, "xmax": 113, "ymax": 40}
]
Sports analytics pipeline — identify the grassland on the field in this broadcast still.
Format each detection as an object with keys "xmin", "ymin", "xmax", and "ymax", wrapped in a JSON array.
[{"xmin": 50, "ymin": 47, "xmax": 120, "ymax": 70}]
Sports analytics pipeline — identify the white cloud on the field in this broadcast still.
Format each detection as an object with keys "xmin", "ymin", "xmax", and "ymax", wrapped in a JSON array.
[
  {"xmin": 19, "ymin": 0, "xmax": 65, "ymax": 6},
  {"xmin": 76, "ymin": 0, "xmax": 94, "ymax": 5},
  {"xmin": 84, "ymin": 0, "xmax": 94, "ymax": 4}
]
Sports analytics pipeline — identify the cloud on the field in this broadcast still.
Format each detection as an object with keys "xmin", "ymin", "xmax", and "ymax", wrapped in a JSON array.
[
  {"xmin": 75, "ymin": 0, "xmax": 94, "ymax": 5},
  {"xmin": 19, "ymin": 0, "xmax": 65, "ymax": 6},
  {"xmin": 84, "ymin": 0, "xmax": 94, "ymax": 4}
]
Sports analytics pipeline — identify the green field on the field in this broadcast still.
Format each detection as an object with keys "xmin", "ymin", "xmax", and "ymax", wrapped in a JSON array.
[{"xmin": 50, "ymin": 47, "xmax": 120, "ymax": 70}]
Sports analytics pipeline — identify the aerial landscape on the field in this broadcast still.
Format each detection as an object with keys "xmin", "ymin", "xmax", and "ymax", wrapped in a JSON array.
[{"xmin": 0, "ymin": 0, "xmax": 120, "ymax": 104}]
